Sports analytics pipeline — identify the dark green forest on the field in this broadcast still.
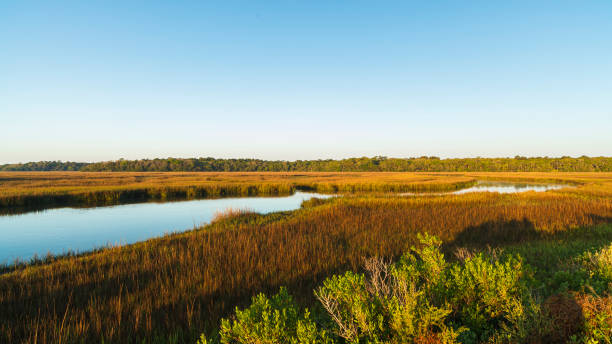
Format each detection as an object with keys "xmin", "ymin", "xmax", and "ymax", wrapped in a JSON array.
[
  {"xmin": 2, "ymin": 156, "xmax": 612, "ymax": 172},
  {"xmin": 0, "ymin": 161, "xmax": 89, "ymax": 171}
]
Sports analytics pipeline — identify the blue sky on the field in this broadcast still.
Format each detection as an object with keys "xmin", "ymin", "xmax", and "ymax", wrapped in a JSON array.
[{"xmin": 1, "ymin": 1, "xmax": 611, "ymax": 163}]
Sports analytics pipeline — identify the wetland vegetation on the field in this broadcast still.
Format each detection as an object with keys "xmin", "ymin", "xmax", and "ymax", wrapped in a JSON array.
[
  {"xmin": 5, "ymin": 0, "xmax": 611, "ymax": 342},
  {"xmin": 0, "ymin": 172, "xmax": 476, "ymax": 213},
  {"xmin": 1, "ymin": 172, "xmax": 611, "ymax": 343}
]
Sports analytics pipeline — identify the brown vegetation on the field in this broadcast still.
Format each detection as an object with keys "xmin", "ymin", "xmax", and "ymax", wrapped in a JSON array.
[
  {"xmin": 0, "ymin": 172, "xmax": 477, "ymax": 211},
  {"xmin": 1, "ymin": 173, "xmax": 611, "ymax": 343}
]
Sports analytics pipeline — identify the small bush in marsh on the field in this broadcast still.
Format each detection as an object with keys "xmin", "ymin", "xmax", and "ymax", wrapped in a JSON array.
[
  {"xmin": 315, "ymin": 234, "xmax": 465, "ymax": 344},
  {"xmin": 199, "ymin": 287, "xmax": 333, "ymax": 344},
  {"xmin": 580, "ymin": 243, "xmax": 612, "ymax": 282}
]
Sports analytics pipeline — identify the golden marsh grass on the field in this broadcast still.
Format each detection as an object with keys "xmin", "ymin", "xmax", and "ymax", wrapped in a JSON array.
[{"xmin": 0, "ymin": 172, "xmax": 611, "ymax": 343}]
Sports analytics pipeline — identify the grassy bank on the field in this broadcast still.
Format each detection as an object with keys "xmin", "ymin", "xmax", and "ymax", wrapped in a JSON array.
[
  {"xmin": 0, "ymin": 172, "xmax": 480, "ymax": 212},
  {"xmin": 3, "ymin": 171, "xmax": 611, "ymax": 213},
  {"xmin": 1, "ymin": 177, "xmax": 611, "ymax": 343}
]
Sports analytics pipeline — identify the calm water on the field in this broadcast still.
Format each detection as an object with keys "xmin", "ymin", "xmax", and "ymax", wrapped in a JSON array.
[
  {"xmin": 0, "ymin": 192, "xmax": 331, "ymax": 263},
  {"xmin": 453, "ymin": 181, "xmax": 566, "ymax": 194},
  {"xmin": 401, "ymin": 181, "xmax": 566, "ymax": 196}
]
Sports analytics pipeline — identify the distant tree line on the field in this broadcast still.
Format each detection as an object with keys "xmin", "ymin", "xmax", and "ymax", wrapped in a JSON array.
[
  {"xmin": 0, "ymin": 161, "xmax": 89, "ymax": 171},
  {"xmin": 2, "ymin": 156, "xmax": 612, "ymax": 172}
]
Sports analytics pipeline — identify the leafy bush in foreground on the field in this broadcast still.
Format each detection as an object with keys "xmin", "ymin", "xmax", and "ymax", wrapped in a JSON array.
[
  {"xmin": 314, "ymin": 234, "xmax": 465, "ymax": 344},
  {"xmin": 203, "ymin": 234, "xmax": 543, "ymax": 344},
  {"xmin": 213, "ymin": 287, "xmax": 333, "ymax": 344}
]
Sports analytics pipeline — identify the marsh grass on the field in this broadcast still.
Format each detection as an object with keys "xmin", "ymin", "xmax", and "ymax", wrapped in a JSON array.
[
  {"xmin": 1, "ymin": 175, "xmax": 611, "ymax": 343},
  {"xmin": 3, "ymin": 171, "xmax": 611, "ymax": 214},
  {"xmin": 0, "ymin": 172, "xmax": 480, "ymax": 213},
  {"xmin": 211, "ymin": 208, "xmax": 257, "ymax": 224}
]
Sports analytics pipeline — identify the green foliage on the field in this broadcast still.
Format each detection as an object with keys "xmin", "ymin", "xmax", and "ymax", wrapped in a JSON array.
[
  {"xmin": 3, "ymin": 156, "xmax": 612, "ymax": 172},
  {"xmin": 579, "ymin": 244, "xmax": 612, "ymax": 284},
  {"xmin": 582, "ymin": 311, "xmax": 612, "ymax": 344},
  {"xmin": 315, "ymin": 271, "xmax": 386, "ymax": 343},
  {"xmin": 445, "ymin": 254, "xmax": 530, "ymax": 341},
  {"xmin": 217, "ymin": 287, "xmax": 333, "ymax": 344},
  {"xmin": 0, "ymin": 160, "xmax": 88, "ymax": 171},
  {"xmin": 547, "ymin": 243, "xmax": 612, "ymax": 296},
  {"xmin": 313, "ymin": 234, "xmax": 465, "ymax": 344}
]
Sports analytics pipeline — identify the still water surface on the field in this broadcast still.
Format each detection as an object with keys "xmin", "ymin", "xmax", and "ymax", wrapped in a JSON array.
[
  {"xmin": 0, "ymin": 182, "xmax": 566, "ymax": 263},
  {"xmin": 0, "ymin": 192, "xmax": 331, "ymax": 263},
  {"xmin": 401, "ymin": 181, "xmax": 566, "ymax": 196},
  {"xmin": 453, "ymin": 181, "xmax": 565, "ymax": 194}
]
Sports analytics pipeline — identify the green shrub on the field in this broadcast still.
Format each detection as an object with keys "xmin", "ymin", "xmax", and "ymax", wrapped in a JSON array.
[
  {"xmin": 314, "ymin": 234, "xmax": 464, "ymax": 344},
  {"xmin": 580, "ymin": 244, "xmax": 612, "ymax": 286},
  {"xmin": 444, "ymin": 253, "xmax": 532, "ymax": 342},
  {"xmin": 212, "ymin": 287, "xmax": 333, "ymax": 344},
  {"xmin": 314, "ymin": 234, "xmax": 545, "ymax": 343},
  {"xmin": 552, "ymin": 243, "xmax": 612, "ymax": 296}
]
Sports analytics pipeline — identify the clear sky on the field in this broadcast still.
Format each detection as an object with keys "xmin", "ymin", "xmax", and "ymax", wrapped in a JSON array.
[{"xmin": 1, "ymin": 1, "xmax": 611, "ymax": 164}]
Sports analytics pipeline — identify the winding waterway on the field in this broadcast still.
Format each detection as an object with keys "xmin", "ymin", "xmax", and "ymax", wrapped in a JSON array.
[
  {"xmin": 0, "ymin": 192, "xmax": 331, "ymax": 263},
  {"xmin": 0, "ymin": 181, "xmax": 567, "ymax": 263}
]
